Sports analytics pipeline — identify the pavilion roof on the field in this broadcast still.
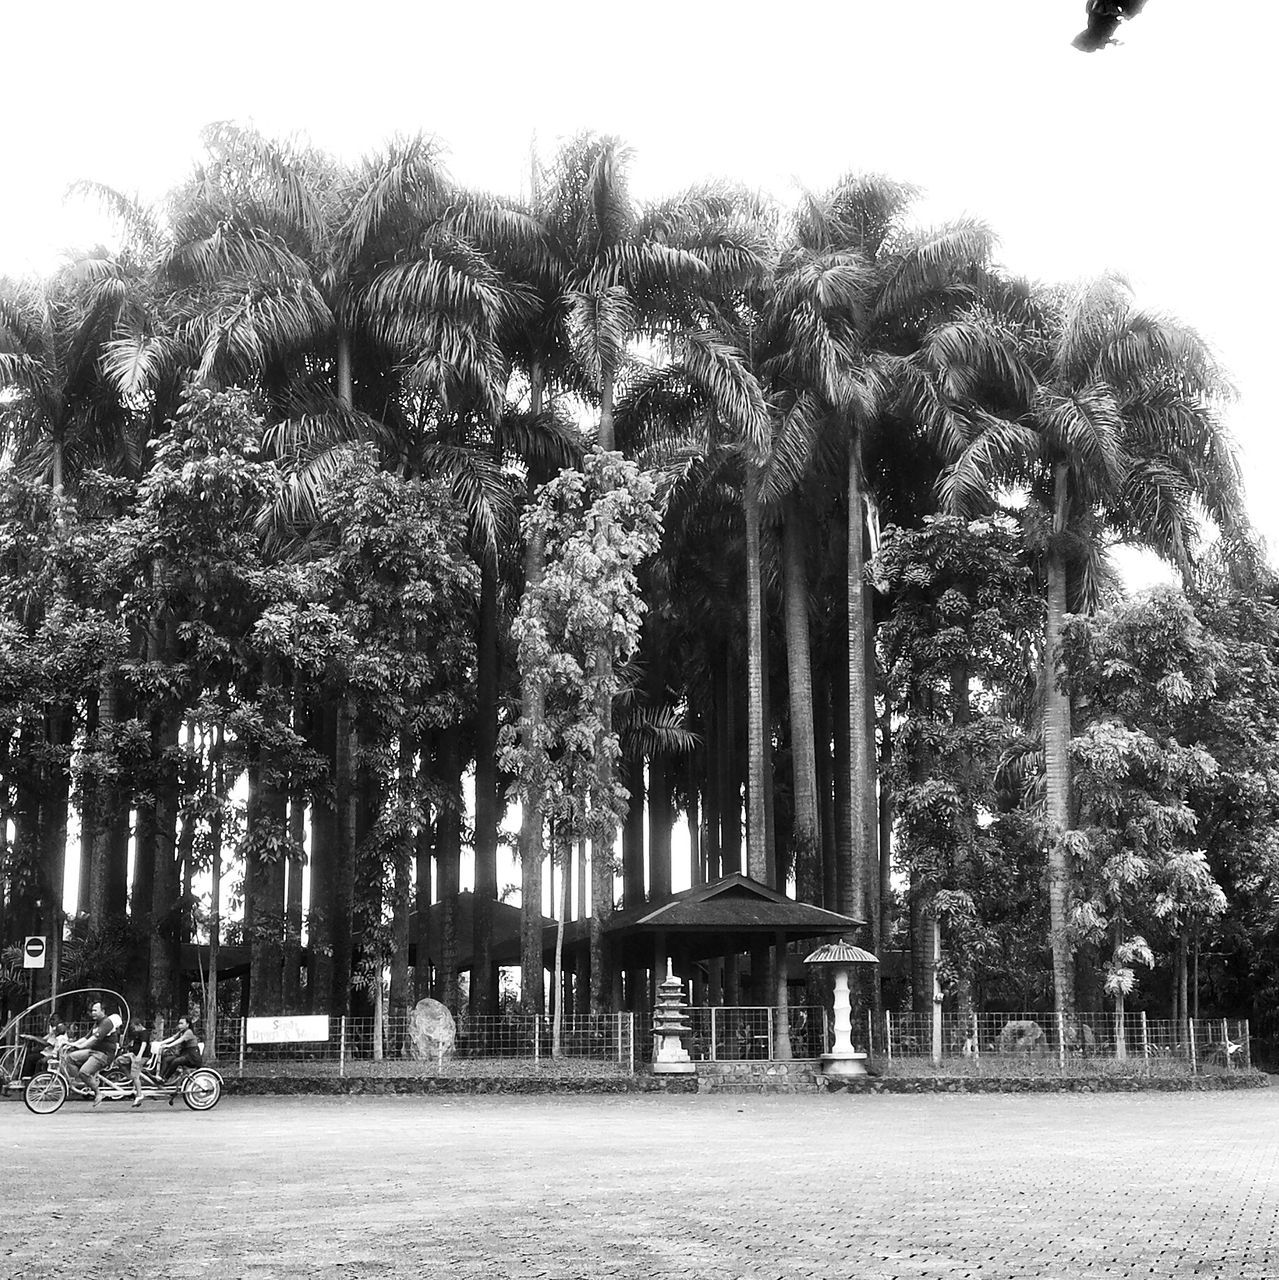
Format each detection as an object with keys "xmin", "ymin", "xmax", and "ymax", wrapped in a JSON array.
[{"xmin": 605, "ymin": 873, "xmax": 865, "ymax": 939}]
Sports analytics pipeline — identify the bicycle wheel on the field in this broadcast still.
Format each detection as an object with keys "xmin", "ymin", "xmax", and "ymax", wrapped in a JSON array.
[
  {"xmin": 24, "ymin": 1072, "xmax": 68, "ymax": 1115},
  {"xmin": 182, "ymin": 1069, "xmax": 222, "ymax": 1111}
]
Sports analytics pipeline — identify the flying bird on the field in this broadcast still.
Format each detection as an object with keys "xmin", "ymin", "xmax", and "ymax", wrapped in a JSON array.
[{"xmin": 1072, "ymin": 0, "xmax": 1150, "ymax": 52}]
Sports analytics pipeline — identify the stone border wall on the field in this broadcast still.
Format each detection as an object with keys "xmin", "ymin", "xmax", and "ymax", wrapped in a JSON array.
[{"xmin": 221, "ymin": 1068, "xmax": 1269, "ymax": 1097}]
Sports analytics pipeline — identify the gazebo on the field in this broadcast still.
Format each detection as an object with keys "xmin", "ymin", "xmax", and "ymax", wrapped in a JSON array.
[{"xmin": 413, "ymin": 875, "xmax": 865, "ymax": 1012}]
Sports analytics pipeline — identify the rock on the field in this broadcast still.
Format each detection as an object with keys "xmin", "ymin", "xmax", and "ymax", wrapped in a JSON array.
[
  {"xmin": 998, "ymin": 1019, "xmax": 1047, "ymax": 1055},
  {"xmin": 407, "ymin": 999, "xmax": 457, "ymax": 1063}
]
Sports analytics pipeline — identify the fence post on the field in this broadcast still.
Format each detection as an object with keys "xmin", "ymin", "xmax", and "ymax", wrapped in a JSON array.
[
  {"xmin": 1188, "ymin": 1018, "xmax": 1197, "ymax": 1074},
  {"xmin": 1243, "ymin": 1019, "xmax": 1252, "ymax": 1071},
  {"xmin": 885, "ymin": 1009, "xmax": 893, "ymax": 1062},
  {"xmin": 628, "ymin": 1013, "xmax": 635, "ymax": 1075},
  {"xmin": 339, "ymin": 1016, "xmax": 347, "ymax": 1078},
  {"xmin": 710, "ymin": 1007, "xmax": 718, "ymax": 1062},
  {"xmin": 972, "ymin": 1012, "xmax": 980, "ymax": 1061},
  {"xmin": 1056, "ymin": 1011, "xmax": 1066, "ymax": 1071},
  {"xmin": 1140, "ymin": 1011, "xmax": 1149, "ymax": 1061},
  {"xmin": 238, "ymin": 1017, "xmax": 246, "ymax": 1078},
  {"xmin": 534, "ymin": 1015, "xmax": 540, "ymax": 1065},
  {"xmin": 1222, "ymin": 1018, "xmax": 1231, "ymax": 1071}
]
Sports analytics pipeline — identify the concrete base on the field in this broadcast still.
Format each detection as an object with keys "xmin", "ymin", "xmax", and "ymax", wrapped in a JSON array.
[
  {"xmin": 652, "ymin": 1060, "xmax": 697, "ymax": 1075},
  {"xmin": 820, "ymin": 1052, "xmax": 869, "ymax": 1078}
]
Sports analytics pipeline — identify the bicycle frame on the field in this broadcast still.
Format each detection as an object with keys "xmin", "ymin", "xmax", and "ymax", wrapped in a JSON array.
[{"xmin": 24, "ymin": 1044, "xmax": 223, "ymax": 1114}]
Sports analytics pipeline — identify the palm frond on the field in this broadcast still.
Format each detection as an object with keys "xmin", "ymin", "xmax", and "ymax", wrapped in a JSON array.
[
  {"xmin": 1037, "ymin": 385, "xmax": 1125, "ymax": 489},
  {"xmin": 66, "ymin": 181, "xmax": 164, "ymax": 255},
  {"xmin": 872, "ymin": 219, "xmax": 994, "ymax": 326},
  {"xmin": 677, "ymin": 330, "xmax": 768, "ymax": 455},
  {"xmin": 564, "ymin": 287, "xmax": 636, "ymax": 388},
  {"xmin": 937, "ymin": 414, "xmax": 1041, "ymax": 516},
  {"xmin": 418, "ymin": 441, "xmax": 517, "ymax": 563},
  {"xmin": 101, "ymin": 332, "xmax": 179, "ymax": 400},
  {"xmin": 761, "ymin": 392, "xmax": 822, "ymax": 502}
]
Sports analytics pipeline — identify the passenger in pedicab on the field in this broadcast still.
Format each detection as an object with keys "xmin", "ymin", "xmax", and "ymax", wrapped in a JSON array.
[
  {"xmin": 65, "ymin": 1001, "xmax": 121, "ymax": 1105},
  {"xmin": 114, "ymin": 1021, "xmax": 152, "ymax": 1108},
  {"xmin": 19, "ymin": 1017, "xmax": 66, "ymax": 1079},
  {"xmin": 154, "ymin": 1016, "xmax": 202, "ymax": 1081}
]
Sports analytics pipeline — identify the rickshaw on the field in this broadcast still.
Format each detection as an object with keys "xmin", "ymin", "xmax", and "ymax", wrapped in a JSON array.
[{"xmin": 1, "ymin": 987, "xmax": 223, "ymax": 1114}]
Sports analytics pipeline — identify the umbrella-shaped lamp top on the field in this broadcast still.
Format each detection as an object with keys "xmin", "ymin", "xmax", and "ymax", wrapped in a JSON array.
[{"xmin": 803, "ymin": 939, "xmax": 879, "ymax": 966}]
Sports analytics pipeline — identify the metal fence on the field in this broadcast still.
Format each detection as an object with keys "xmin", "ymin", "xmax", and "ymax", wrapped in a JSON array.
[
  {"xmin": 641, "ymin": 1005, "xmax": 830, "ymax": 1062},
  {"xmin": 3, "ymin": 1003, "xmax": 1252, "ymax": 1087},
  {"xmin": 882, "ymin": 1010, "xmax": 1251, "ymax": 1072},
  {"xmin": 207, "ymin": 1012, "xmax": 638, "ymax": 1076}
]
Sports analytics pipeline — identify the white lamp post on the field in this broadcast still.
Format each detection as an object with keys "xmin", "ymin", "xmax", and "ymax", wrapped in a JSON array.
[{"xmin": 804, "ymin": 939, "xmax": 879, "ymax": 1077}]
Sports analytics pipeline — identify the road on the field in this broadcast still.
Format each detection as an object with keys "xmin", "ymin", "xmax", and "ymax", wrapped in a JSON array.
[{"xmin": 3, "ymin": 1089, "xmax": 1276, "ymax": 1278}]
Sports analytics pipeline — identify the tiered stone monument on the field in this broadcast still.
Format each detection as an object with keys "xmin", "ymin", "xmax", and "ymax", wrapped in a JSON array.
[{"xmin": 651, "ymin": 960, "xmax": 695, "ymax": 1075}]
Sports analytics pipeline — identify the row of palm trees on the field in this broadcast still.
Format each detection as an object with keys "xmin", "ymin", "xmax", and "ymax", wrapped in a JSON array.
[{"xmin": 0, "ymin": 124, "xmax": 1246, "ymax": 1024}]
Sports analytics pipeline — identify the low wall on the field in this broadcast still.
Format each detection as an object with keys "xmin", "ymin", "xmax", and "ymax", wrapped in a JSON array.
[{"xmin": 220, "ymin": 1064, "xmax": 1269, "ymax": 1097}]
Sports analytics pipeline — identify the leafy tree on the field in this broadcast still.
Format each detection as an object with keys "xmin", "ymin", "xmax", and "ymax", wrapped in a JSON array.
[
  {"xmin": 928, "ymin": 276, "xmax": 1245, "ymax": 1017},
  {"xmin": 501, "ymin": 449, "xmax": 662, "ymax": 1019},
  {"xmin": 875, "ymin": 514, "xmax": 1040, "ymax": 1010}
]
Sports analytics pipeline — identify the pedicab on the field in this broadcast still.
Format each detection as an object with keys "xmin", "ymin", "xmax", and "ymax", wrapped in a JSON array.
[{"xmin": 2, "ymin": 987, "xmax": 223, "ymax": 1114}]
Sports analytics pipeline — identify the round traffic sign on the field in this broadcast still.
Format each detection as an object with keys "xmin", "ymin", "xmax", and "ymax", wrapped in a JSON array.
[{"xmin": 23, "ymin": 936, "xmax": 46, "ymax": 965}]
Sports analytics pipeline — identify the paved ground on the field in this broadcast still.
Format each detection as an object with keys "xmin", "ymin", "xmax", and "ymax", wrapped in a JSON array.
[{"xmin": 3, "ymin": 1089, "xmax": 1277, "ymax": 1279}]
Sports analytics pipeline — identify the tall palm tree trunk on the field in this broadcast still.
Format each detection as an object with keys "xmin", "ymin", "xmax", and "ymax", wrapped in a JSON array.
[
  {"xmin": 1044, "ymin": 463, "xmax": 1077, "ymax": 1019},
  {"xmin": 743, "ymin": 465, "xmax": 770, "ymax": 883},
  {"xmin": 471, "ymin": 562, "xmax": 500, "ymax": 1017},
  {"xmin": 782, "ymin": 497, "xmax": 821, "ymax": 903},
  {"xmin": 845, "ymin": 442, "xmax": 870, "ymax": 927}
]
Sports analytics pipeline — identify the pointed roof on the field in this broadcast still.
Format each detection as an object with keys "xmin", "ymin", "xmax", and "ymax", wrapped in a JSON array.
[{"xmin": 605, "ymin": 873, "xmax": 865, "ymax": 937}]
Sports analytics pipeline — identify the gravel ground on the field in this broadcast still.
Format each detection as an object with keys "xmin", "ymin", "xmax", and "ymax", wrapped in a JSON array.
[{"xmin": 3, "ymin": 1089, "xmax": 1277, "ymax": 1279}]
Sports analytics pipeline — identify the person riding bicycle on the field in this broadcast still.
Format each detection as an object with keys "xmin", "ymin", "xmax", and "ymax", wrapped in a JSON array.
[
  {"xmin": 113, "ymin": 1021, "xmax": 152, "ymax": 1108},
  {"xmin": 154, "ymin": 1016, "xmax": 201, "ymax": 1081},
  {"xmin": 65, "ymin": 1001, "xmax": 120, "ymax": 1105}
]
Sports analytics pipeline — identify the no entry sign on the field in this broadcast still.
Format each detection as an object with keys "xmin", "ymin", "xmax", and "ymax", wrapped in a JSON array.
[{"xmin": 22, "ymin": 936, "xmax": 46, "ymax": 969}]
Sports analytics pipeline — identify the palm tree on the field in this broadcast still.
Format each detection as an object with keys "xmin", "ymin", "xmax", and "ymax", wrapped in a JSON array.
[
  {"xmin": 752, "ymin": 176, "xmax": 994, "ymax": 937},
  {"xmin": 923, "ymin": 274, "xmax": 1245, "ymax": 1016}
]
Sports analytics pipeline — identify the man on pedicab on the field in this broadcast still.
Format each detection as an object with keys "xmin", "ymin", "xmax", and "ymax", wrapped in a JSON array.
[{"xmin": 64, "ymin": 1001, "xmax": 121, "ymax": 1105}]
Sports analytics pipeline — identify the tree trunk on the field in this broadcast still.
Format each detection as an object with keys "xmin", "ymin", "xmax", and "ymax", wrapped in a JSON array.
[
  {"xmin": 389, "ymin": 738, "xmax": 414, "ymax": 1045},
  {"xmin": 518, "ymin": 472, "xmax": 547, "ymax": 1014},
  {"xmin": 147, "ymin": 709, "xmax": 182, "ymax": 1020},
  {"xmin": 622, "ymin": 752, "xmax": 646, "ymax": 906},
  {"xmin": 283, "ymin": 695, "xmax": 307, "ymax": 1011},
  {"xmin": 845, "ymin": 442, "xmax": 870, "ymax": 926},
  {"xmin": 648, "ymin": 752, "xmax": 672, "ymax": 902},
  {"xmin": 205, "ymin": 727, "xmax": 224, "ymax": 1065},
  {"xmin": 1043, "ymin": 470, "xmax": 1077, "ymax": 1020},
  {"xmin": 743, "ymin": 465, "xmax": 769, "ymax": 883},
  {"xmin": 308, "ymin": 702, "xmax": 337, "ymax": 1012},
  {"xmin": 329, "ymin": 699, "xmax": 357, "ymax": 1016},
  {"xmin": 878, "ymin": 711, "xmax": 894, "ymax": 955},
  {"xmin": 436, "ymin": 725, "xmax": 462, "ymax": 1013},
  {"xmin": 782, "ymin": 496, "xmax": 821, "ymax": 903},
  {"xmin": 414, "ymin": 732, "xmax": 435, "ymax": 1002},
  {"xmin": 471, "ymin": 559, "xmax": 500, "ymax": 1017},
  {"xmin": 815, "ymin": 684, "xmax": 837, "ymax": 911}
]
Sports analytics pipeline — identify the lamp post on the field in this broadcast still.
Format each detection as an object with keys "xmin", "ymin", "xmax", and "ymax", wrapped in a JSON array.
[{"xmin": 803, "ymin": 939, "xmax": 879, "ymax": 1077}]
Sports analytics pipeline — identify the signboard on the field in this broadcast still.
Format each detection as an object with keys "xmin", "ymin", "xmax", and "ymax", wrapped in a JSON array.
[
  {"xmin": 22, "ymin": 936, "xmax": 46, "ymax": 969},
  {"xmin": 246, "ymin": 1015, "xmax": 330, "ymax": 1044}
]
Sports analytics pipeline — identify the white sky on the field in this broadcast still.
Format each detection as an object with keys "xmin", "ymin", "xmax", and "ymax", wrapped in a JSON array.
[{"xmin": 5, "ymin": 0, "xmax": 1276, "ymax": 548}]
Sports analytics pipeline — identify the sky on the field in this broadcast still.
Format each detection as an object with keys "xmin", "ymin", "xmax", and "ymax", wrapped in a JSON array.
[{"xmin": 4, "ymin": 0, "xmax": 1276, "ymax": 553}]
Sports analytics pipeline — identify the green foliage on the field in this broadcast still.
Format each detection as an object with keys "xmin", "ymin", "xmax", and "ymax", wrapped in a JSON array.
[
  {"xmin": 501, "ymin": 449, "xmax": 663, "ymax": 857},
  {"xmin": 874, "ymin": 515, "xmax": 1044, "ymax": 1000}
]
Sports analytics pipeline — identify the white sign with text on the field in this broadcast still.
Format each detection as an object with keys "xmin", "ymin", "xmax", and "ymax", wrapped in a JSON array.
[{"xmin": 246, "ymin": 1015, "xmax": 331, "ymax": 1044}]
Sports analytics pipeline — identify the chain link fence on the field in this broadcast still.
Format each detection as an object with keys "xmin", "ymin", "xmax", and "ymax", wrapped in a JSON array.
[
  {"xmin": 6, "ymin": 1001, "xmax": 1251, "ymax": 1085},
  {"xmin": 882, "ymin": 1010, "xmax": 1251, "ymax": 1073},
  {"xmin": 202, "ymin": 1012, "xmax": 638, "ymax": 1077}
]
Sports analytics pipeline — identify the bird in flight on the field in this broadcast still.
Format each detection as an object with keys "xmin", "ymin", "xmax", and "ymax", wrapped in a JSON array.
[{"xmin": 1072, "ymin": 0, "xmax": 1150, "ymax": 52}]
